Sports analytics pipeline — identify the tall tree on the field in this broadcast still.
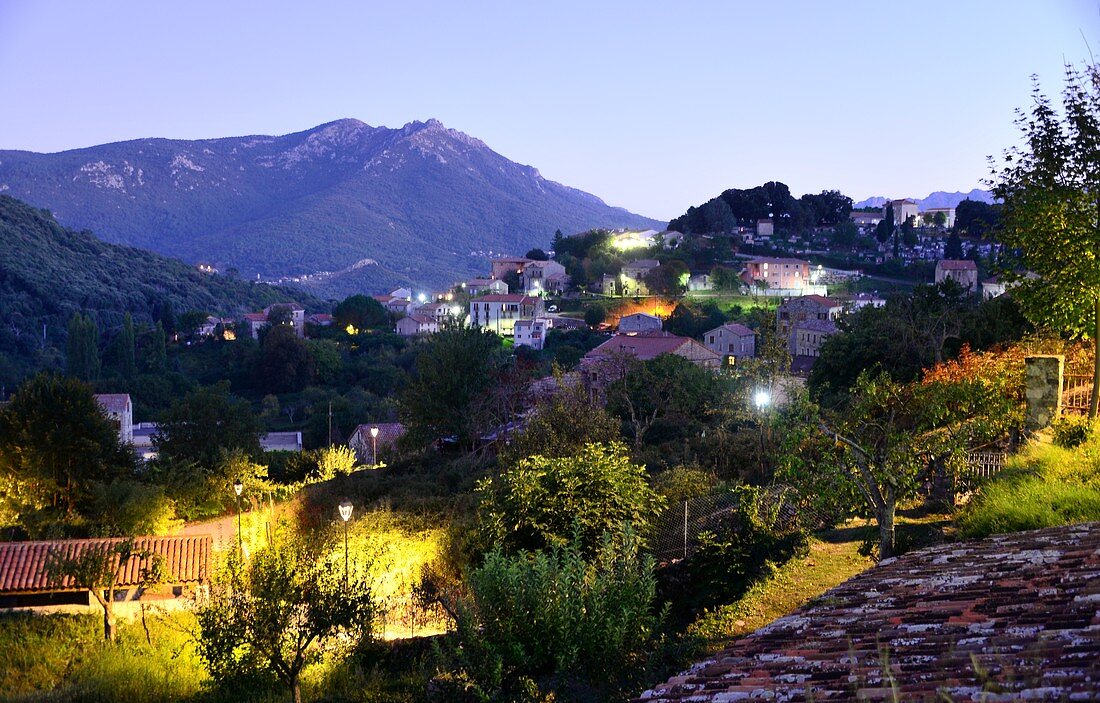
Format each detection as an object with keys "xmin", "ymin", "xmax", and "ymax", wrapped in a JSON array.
[
  {"xmin": 153, "ymin": 382, "xmax": 261, "ymax": 470},
  {"xmin": 944, "ymin": 230, "xmax": 965, "ymax": 259},
  {"xmin": 992, "ymin": 63, "xmax": 1100, "ymax": 417},
  {"xmin": 66, "ymin": 313, "xmax": 100, "ymax": 381},
  {"xmin": 110, "ymin": 314, "xmax": 137, "ymax": 380},
  {"xmin": 147, "ymin": 321, "xmax": 167, "ymax": 373},
  {"xmin": 255, "ymin": 325, "xmax": 315, "ymax": 393},
  {"xmin": 333, "ymin": 294, "xmax": 387, "ymax": 332}
]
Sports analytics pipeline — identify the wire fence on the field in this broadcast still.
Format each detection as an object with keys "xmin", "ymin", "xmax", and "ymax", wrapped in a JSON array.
[{"xmin": 649, "ymin": 485, "xmax": 830, "ymax": 565}]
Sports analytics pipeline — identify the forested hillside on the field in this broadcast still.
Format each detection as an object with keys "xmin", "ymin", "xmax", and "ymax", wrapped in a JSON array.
[{"xmin": 0, "ymin": 196, "xmax": 321, "ymax": 386}]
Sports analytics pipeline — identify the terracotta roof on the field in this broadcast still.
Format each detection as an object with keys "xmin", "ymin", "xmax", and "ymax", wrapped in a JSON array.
[
  {"xmin": 780, "ymin": 294, "xmax": 841, "ymax": 309},
  {"xmin": 243, "ymin": 312, "xmax": 267, "ymax": 322},
  {"xmin": 0, "ymin": 535, "xmax": 211, "ymax": 593},
  {"xmin": 93, "ymin": 394, "xmax": 130, "ymax": 414},
  {"xmin": 474, "ymin": 294, "xmax": 537, "ymax": 304},
  {"xmin": 586, "ymin": 332, "xmax": 719, "ymax": 362},
  {"xmin": 938, "ymin": 259, "xmax": 978, "ymax": 270},
  {"xmin": 639, "ymin": 523, "xmax": 1100, "ymax": 702}
]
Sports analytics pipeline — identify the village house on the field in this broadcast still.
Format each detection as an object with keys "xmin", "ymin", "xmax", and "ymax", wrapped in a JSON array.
[
  {"xmin": 132, "ymin": 422, "xmax": 158, "ymax": 462},
  {"xmin": 490, "ymin": 256, "xmax": 533, "ymax": 281},
  {"xmin": 94, "ymin": 393, "xmax": 132, "ymax": 444},
  {"xmin": 920, "ymin": 206, "xmax": 956, "ymax": 228},
  {"xmin": 849, "ymin": 211, "xmax": 882, "ymax": 231},
  {"xmin": 702, "ymin": 323, "xmax": 756, "ymax": 365},
  {"xmin": 348, "ymin": 423, "xmax": 406, "ymax": 464},
  {"xmin": 935, "ymin": 259, "xmax": 979, "ymax": 292},
  {"xmin": 776, "ymin": 294, "xmax": 843, "ymax": 348},
  {"xmin": 741, "ymin": 257, "xmax": 812, "ymax": 291},
  {"xmin": 618, "ymin": 312, "xmax": 663, "ymax": 334},
  {"xmin": 395, "ymin": 314, "xmax": 439, "ymax": 337},
  {"xmin": 886, "ymin": 198, "xmax": 920, "ymax": 225},
  {"xmin": 469, "ymin": 294, "xmax": 543, "ymax": 336},
  {"xmin": 242, "ymin": 302, "xmax": 306, "ymax": 339},
  {"xmin": 0, "ymin": 535, "xmax": 211, "ymax": 612},
  {"xmin": 415, "ymin": 301, "xmax": 456, "ymax": 324},
  {"xmin": 521, "ymin": 259, "xmax": 567, "ymax": 294},
  {"xmin": 581, "ymin": 331, "xmax": 721, "ymax": 398},
  {"xmin": 514, "ymin": 318, "xmax": 551, "ymax": 350},
  {"xmin": 465, "ymin": 278, "xmax": 509, "ymax": 296},
  {"xmin": 307, "ymin": 313, "xmax": 333, "ymax": 327},
  {"xmin": 792, "ymin": 318, "xmax": 838, "ymax": 358},
  {"xmin": 756, "ymin": 219, "xmax": 774, "ymax": 238},
  {"xmin": 374, "ymin": 294, "xmax": 414, "ymax": 316}
]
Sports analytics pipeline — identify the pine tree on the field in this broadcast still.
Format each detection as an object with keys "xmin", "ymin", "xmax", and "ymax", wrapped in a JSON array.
[
  {"xmin": 148, "ymin": 322, "xmax": 167, "ymax": 374},
  {"xmin": 110, "ymin": 314, "xmax": 136, "ymax": 380},
  {"xmin": 66, "ymin": 313, "xmax": 100, "ymax": 381}
]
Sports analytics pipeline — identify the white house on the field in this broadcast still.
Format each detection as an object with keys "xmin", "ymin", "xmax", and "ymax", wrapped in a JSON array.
[
  {"xmin": 702, "ymin": 323, "xmax": 756, "ymax": 364},
  {"xmin": 469, "ymin": 294, "xmax": 543, "ymax": 336},
  {"xmin": 242, "ymin": 303, "xmax": 306, "ymax": 339},
  {"xmin": 514, "ymin": 318, "xmax": 551, "ymax": 350},
  {"xmin": 396, "ymin": 314, "xmax": 439, "ymax": 337},
  {"xmin": 260, "ymin": 432, "xmax": 303, "ymax": 453},
  {"xmin": 466, "ymin": 278, "xmax": 509, "ymax": 296},
  {"xmin": 618, "ymin": 312, "xmax": 663, "ymax": 335},
  {"xmin": 521, "ymin": 260, "xmax": 567, "ymax": 295}
]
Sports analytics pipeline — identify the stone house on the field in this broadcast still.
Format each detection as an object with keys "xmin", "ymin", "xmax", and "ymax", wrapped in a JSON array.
[
  {"xmin": 741, "ymin": 258, "xmax": 811, "ymax": 291},
  {"xmin": 396, "ymin": 314, "xmax": 439, "ymax": 337},
  {"xmin": 348, "ymin": 423, "xmax": 406, "ymax": 464},
  {"xmin": 242, "ymin": 303, "xmax": 305, "ymax": 339},
  {"xmin": 935, "ymin": 259, "xmax": 979, "ymax": 292},
  {"xmin": 776, "ymin": 295, "xmax": 843, "ymax": 349},
  {"xmin": 514, "ymin": 318, "xmax": 551, "ymax": 350},
  {"xmin": 521, "ymin": 260, "xmax": 567, "ymax": 295},
  {"xmin": 702, "ymin": 323, "xmax": 756, "ymax": 364},
  {"xmin": 618, "ymin": 312, "xmax": 663, "ymax": 334},
  {"xmin": 581, "ymin": 331, "xmax": 721, "ymax": 398},
  {"xmin": 94, "ymin": 393, "xmax": 132, "ymax": 444},
  {"xmin": 792, "ymin": 318, "xmax": 838, "ymax": 358},
  {"xmin": 466, "ymin": 278, "xmax": 509, "ymax": 296}
]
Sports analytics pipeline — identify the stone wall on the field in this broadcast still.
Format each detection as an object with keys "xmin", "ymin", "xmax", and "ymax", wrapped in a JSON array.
[{"xmin": 1024, "ymin": 355, "xmax": 1064, "ymax": 432}]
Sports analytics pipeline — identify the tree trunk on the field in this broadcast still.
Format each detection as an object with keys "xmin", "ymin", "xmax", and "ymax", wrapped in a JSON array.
[
  {"xmin": 102, "ymin": 596, "xmax": 116, "ymax": 642},
  {"xmin": 1091, "ymin": 296, "xmax": 1100, "ymax": 420},
  {"xmin": 878, "ymin": 500, "xmax": 896, "ymax": 560},
  {"xmin": 291, "ymin": 676, "xmax": 302, "ymax": 703}
]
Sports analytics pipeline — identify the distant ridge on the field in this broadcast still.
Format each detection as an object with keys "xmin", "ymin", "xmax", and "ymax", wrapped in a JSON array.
[
  {"xmin": 0, "ymin": 119, "xmax": 662, "ymax": 296},
  {"xmin": 854, "ymin": 189, "xmax": 995, "ymax": 210}
]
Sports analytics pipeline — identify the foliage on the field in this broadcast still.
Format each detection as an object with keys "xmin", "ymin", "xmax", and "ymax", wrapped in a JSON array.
[
  {"xmin": 659, "ymin": 485, "xmax": 809, "ymax": 618},
  {"xmin": 46, "ymin": 539, "xmax": 167, "ymax": 642},
  {"xmin": 1051, "ymin": 415, "xmax": 1094, "ymax": 448},
  {"xmin": 650, "ymin": 466, "xmax": 718, "ymax": 504},
  {"xmin": 957, "ymin": 435, "xmax": 1100, "ymax": 538},
  {"xmin": 193, "ymin": 533, "xmax": 378, "ymax": 703},
  {"xmin": 992, "ymin": 62, "xmax": 1100, "ymax": 417},
  {"xmin": 954, "ymin": 198, "xmax": 1001, "ymax": 238},
  {"xmin": 153, "ymin": 382, "xmax": 261, "ymax": 470},
  {"xmin": 669, "ymin": 182, "xmax": 850, "ymax": 234},
  {"xmin": 255, "ymin": 325, "xmax": 315, "ymax": 393},
  {"xmin": 476, "ymin": 442, "xmax": 664, "ymax": 556},
  {"xmin": 663, "ymin": 300, "xmax": 728, "ymax": 339},
  {"xmin": 644, "ymin": 260, "xmax": 690, "ymax": 295},
  {"xmin": 0, "ymin": 372, "xmax": 136, "ymax": 536},
  {"xmin": 86, "ymin": 479, "xmax": 181, "ymax": 536},
  {"xmin": 441, "ymin": 530, "xmax": 659, "ymax": 699},
  {"xmin": 333, "ymin": 294, "xmax": 388, "ymax": 331},
  {"xmin": 583, "ymin": 304, "xmax": 607, "ymax": 327},
  {"xmin": 311, "ymin": 444, "xmax": 360, "ymax": 482},
  {"xmin": 66, "ymin": 312, "xmax": 101, "ymax": 381},
  {"xmin": 398, "ymin": 327, "xmax": 508, "ymax": 449},
  {"xmin": 606, "ymin": 353, "xmax": 726, "ymax": 449},
  {"xmin": 497, "ymin": 377, "xmax": 621, "ymax": 467}
]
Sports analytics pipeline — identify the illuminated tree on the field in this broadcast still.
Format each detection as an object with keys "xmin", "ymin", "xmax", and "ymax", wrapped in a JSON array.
[{"xmin": 993, "ymin": 63, "xmax": 1100, "ymax": 417}]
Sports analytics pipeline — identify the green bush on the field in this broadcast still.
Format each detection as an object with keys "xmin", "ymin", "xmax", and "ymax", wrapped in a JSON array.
[
  {"xmin": 441, "ymin": 529, "xmax": 659, "ymax": 700},
  {"xmin": 1051, "ymin": 415, "xmax": 1094, "ymax": 448},
  {"xmin": 957, "ymin": 437, "xmax": 1100, "ymax": 538}
]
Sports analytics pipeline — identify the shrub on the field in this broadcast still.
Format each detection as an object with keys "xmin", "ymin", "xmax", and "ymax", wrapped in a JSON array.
[
  {"xmin": 440, "ymin": 529, "xmax": 659, "ymax": 700},
  {"xmin": 1051, "ymin": 415, "xmax": 1094, "ymax": 448}
]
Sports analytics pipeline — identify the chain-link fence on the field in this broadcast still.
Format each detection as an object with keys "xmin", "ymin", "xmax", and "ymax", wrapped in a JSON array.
[{"xmin": 649, "ymin": 485, "xmax": 830, "ymax": 565}]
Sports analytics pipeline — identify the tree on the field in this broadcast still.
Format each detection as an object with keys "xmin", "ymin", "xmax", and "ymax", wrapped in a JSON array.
[
  {"xmin": 831, "ymin": 221, "xmax": 859, "ymax": 248},
  {"xmin": 993, "ymin": 62, "xmax": 1100, "ymax": 418},
  {"xmin": 153, "ymin": 382, "xmax": 261, "ymax": 470},
  {"xmin": 46, "ymin": 539, "xmax": 165, "ymax": 642},
  {"xmin": 66, "ymin": 313, "xmax": 100, "ymax": 381},
  {"xmin": 254, "ymin": 325, "xmax": 314, "ymax": 393},
  {"xmin": 178, "ymin": 310, "xmax": 210, "ymax": 341},
  {"xmin": 398, "ymin": 327, "xmax": 506, "ymax": 448},
  {"xmin": 477, "ymin": 442, "xmax": 664, "ymax": 556},
  {"xmin": 147, "ymin": 321, "xmax": 167, "ymax": 373},
  {"xmin": 606, "ymin": 353, "xmax": 724, "ymax": 449},
  {"xmin": 498, "ymin": 377, "xmax": 620, "ymax": 467},
  {"xmin": 311, "ymin": 445, "xmax": 359, "ymax": 481},
  {"xmin": 929, "ymin": 211, "xmax": 948, "ymax": 229},
  {"xmin": 583, "ymin": 305, "xmax": 606, "ymax": 327},
  {"xmin": 874, "ymin": 202, "xmax": 895, "ymax": 244},
  {"xmin": 955, "ymin": 199, "xmax": 1001, "ymax": 238},
  {"xmin": 901, "ymin": 215, "xmax": 918, "ymax": 246},
  {"xmin": 644, "ymin": 260, "xmax": 690, "ymax": 295},
  {"xmin": 194, "ymin": 536, "xmax": 376, "ymax": 703},
  {"xmin": 524, "ymin": 247, "xmax": 549, "ymax": 261},
  {"xmin": 709, "ymin": 265, "xmax": 742, "ymax": 291},
  {"xmin": 333, "ymin": 294, "xmax": 387, "ymax": 332},
  {"xmin": 945, "ymin": 230, "xmax": 965, "ymax": 259},
  {"xmin": 0, "ymin": 372, "xmax": 135, "ymax": 533}
]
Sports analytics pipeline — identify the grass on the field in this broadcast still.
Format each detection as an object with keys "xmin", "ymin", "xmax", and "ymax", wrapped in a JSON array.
[
  {"xmin": 956, "ymin": 433, "xmax": 1100, "ymax": 539},
  {"xmin": 686, "ymin": 527, "xmax": 872, "ymax": 648}
]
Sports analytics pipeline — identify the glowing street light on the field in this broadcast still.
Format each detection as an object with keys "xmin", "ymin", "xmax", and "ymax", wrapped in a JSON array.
[
  {"xmin": 232, "ymin": 478, "xmax": 244, "ymax": 552},
  {"xmin": 370, "ymin": 426, "xmax": 380, "ymax": 468},
  {"xmin": 338, "ymin": 499, "xmax": 353, "ymax": 587},
  {"xmin": 753, "ymin": 389, "xmax": 771, "ymax": 410},
  {"xmin": 417, "ymin": 293, "xmax": 427, "ymax": 303}
]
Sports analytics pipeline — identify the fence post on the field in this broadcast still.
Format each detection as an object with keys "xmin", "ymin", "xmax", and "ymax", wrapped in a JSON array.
[
  {"xmin": 683, "ymin": 500, "xmax": 688, "ymax": 561},
  {"xmin": 1025, "ymin": 355, "xmax": 1064, "ymax": 432}
]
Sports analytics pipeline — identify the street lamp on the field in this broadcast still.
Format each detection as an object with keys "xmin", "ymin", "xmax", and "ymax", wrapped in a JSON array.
[
  {"xmin": 338, "ymin": 499, "xmax": 353, "ymax": 587},
  {"xmin": 753, "ymin": 390, "xmax": 771, "ymax": 479},
  {"xmin": 233, "ymin": 478, "xmax": 244, "ymax": 552},
  {"xmin": 370, "ymin": 426, "xmax": 379, "ymax": 468}
]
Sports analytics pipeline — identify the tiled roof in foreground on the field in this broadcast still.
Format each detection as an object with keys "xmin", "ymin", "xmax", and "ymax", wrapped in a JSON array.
[{"xmin": 640, "ymin": 523, "xmax": 1100, "ymax": 702}]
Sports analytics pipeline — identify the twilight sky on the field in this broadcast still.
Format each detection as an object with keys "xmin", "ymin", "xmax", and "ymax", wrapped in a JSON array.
[{"xmin": 0, "ymin": 1, "xmax": 1096, "ymax": 221}]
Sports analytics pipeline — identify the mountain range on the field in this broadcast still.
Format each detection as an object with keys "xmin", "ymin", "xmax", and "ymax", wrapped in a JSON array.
[
  {"xmin": 0, "ymin": 119, "xmax": 661, "ymax": 296},
  {"xmin": 853, "ymin": 189, "xmax": 995, "ymax": 210}
]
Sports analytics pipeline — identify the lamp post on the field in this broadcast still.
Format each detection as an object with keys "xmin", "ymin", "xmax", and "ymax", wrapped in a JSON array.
[
  {"xmin": 370, "ymin": 426, "xmax": 379, "ymax": 468},
  {"xmin": 338, "ymin": 499, "xmax": 353, "ymax": 588},
  {"xmin": 233, "ymin": 478, "xmax": 244, "ymax": 553},
  {"xmin": 753, "ymin": 390, "xmax": 771, "ymax": 479}
]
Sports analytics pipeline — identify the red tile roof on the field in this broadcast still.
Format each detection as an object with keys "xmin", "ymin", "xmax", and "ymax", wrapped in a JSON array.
[
  {"xmin": 639, "ymin": 523, "xmax": 1100, "ymax": 702},
  {"xmin": 586, "ymin": 332, "xmax": 719, "ymax": 362},
  {"xmin": 0, "ymin": 535, "xmax": 212, "ymax": 593},
  {"xmin": 93, "ymin": 394, "xmax": 131, "ymax": 414},
  {"xmin": 784, "ymin": 294, "xmax": 841, "ymax": 308},
  {"xmin": 938, "ymin": 259, "xmax": 978, "ymax": 270}
]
